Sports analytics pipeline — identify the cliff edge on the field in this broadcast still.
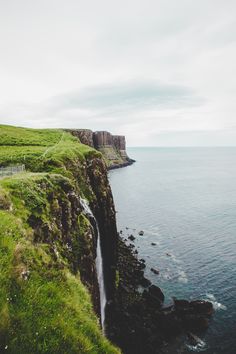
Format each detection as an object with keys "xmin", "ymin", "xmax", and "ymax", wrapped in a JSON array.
[{"xmin": 65, "ymin": 129, "xmax": 135, "ymax": 169}]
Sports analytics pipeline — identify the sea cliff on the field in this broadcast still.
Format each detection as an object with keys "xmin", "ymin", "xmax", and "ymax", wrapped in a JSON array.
[
  {"xmin": 0, "ymin": 125, "xmax": 120, "ymax": 353},
  {"xmin": 65, "ymin": 129, "xmax": 135, "ymax": 169}
]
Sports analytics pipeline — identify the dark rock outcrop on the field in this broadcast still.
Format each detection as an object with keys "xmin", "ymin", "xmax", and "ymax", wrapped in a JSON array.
[
  {"xmin": 150, "ymin": 267, "xmax": 160, "ymax": 275},
  {"xmin": 128, "ymin": 235, "xmax": 135, "ymax": 241},
  {"xmin": 107, "ymin": 237, "xmax": 214, "ymax": 354}
]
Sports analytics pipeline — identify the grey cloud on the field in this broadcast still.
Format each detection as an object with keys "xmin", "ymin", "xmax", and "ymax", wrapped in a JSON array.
[{"xmin": 48, "ymin": 81, "xmax": 204, "ymax": 117}]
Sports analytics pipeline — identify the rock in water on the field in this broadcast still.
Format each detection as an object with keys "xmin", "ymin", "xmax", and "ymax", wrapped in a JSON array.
[
  {"xmin": 172, "ymin": 298, "xmax": 214, "ymax": 331},
  {"xmin": 151, "ymin": 268, "xmax": 160, "ymax": 275},
  {"xmin": 174, "ymin": 299, "xmax": 190, "ymax": 311},
  {"xmin": 183, "ymin": 314, "xmax": 209, "ymax": 331},
  {"xmin": 128, "ymin": 234, "xmax": 136, "ymax": 241},
  {"xmin": 189, "ymin": 300, "xmax": 214, "ymax": 316},
  {"xmin": 187, "ymin": 332, "xmax": 205, "ymax": 346}
]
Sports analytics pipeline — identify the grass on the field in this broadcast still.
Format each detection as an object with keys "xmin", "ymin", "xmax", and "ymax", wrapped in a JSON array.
[
  {"xmin": 0, "ymin": 125, "xmax": 101, "ymax": 171},
  {"xmin": 0, "ymin": 125, "xmax": 66, "ymax": 146},
  {"xmin": 0, "ymin": 209, "xmax": 119, "ymax": 353},
  {"xmin": 0, "ymin": 125, "xmax": 120, "ymax": 353},
  {"xmin": 0, "ymin": 125, "xmax": 101, "ymax": 200}
]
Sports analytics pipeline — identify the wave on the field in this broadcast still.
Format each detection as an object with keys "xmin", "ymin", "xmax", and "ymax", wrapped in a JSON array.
[
  {"xmin": 205, "ymin": 293, "xmax": 227, "ymax": 311},
  {"xmin": 186, "ymin": 338, "xmax": 207, "ymax": 352},
  {"xmin": 177, "ymin": 269, "xmax": 188, "ymax": 283},
  {"xmin": 171, "ymin": 254, "xmax": 182, "ymax": 264}
]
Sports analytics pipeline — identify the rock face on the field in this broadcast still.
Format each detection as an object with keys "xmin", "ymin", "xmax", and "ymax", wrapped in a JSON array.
[
  {"xmin": 93, "ymin": 131, "xmax": 113, "ymax": 147},
  {"xmin": 112, "ymin": 135, "xmax": 129, "ymax": 160},
  {"xmin": 65, "ymin": 129, "xmax": 94, "ymax": 147},
  {"xmin": 112, "ymin": 135, "xmax": 126, "ymax": 150},
  {"xmin": 66, "ymin": 129, "xmax": 135, "ymax": 169}
]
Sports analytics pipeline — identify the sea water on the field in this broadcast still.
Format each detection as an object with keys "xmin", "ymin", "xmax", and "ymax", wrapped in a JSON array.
[{"xmin": 109, "ymin": 147, "xmax": 236, "ymax": 354}]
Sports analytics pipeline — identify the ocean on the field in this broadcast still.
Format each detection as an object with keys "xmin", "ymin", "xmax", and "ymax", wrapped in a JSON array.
[{"xmin": 109, "ymin": 147, "xmax": 236, "ymax": 354}]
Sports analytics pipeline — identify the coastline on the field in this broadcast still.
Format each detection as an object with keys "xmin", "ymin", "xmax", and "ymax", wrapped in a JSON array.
[
  {"xmin": 0, "ymin": 127, "xmax": 217, "ymax": 353},
  {"xmin": 107, "ymin": 158, "xmax": 136, "ymax": 170}
]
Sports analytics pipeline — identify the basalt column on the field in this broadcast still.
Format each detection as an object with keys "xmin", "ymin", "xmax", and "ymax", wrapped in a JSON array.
[
  {"xmin": 93, "ymin": 131, "xmax": 113, "ymax": 149},
  {"xmin": 112, "ymin": 135, "xmax": 129, "ymax": 160}
]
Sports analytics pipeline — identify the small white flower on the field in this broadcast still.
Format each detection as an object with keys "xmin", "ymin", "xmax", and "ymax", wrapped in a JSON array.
[{"xmin": 5, "ymin": 345, "xmax": 8, "ymax": 350}]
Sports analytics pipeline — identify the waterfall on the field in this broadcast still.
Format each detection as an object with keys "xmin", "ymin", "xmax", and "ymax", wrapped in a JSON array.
[{"xmin": 80, "ymin": 198, "xmax": 107, "ymax": 332}]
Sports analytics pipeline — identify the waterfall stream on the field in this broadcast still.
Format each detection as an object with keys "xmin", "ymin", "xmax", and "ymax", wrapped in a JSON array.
[{"xmin": 80, "ymin": 198, "xmax": 107, "ymax": 331}]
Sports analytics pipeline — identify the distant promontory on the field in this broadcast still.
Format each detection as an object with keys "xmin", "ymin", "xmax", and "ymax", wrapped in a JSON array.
[{"xmin": 65, "ymin": 129, "xmax": 135, "ymax": 169}]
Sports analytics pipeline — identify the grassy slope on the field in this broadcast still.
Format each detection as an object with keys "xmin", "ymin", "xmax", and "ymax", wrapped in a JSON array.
[
  {"xmin": 0, "ymin": 125, "xmax": 120, "ymax": 354},
  {"xmin": 0, "ymin": 125, "xmax": 100, "ymax": 170}
]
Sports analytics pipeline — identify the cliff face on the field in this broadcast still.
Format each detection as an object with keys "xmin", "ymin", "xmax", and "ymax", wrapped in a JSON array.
[
  {"xmin": 66, "ymin": 129, "xmax": 135, "ymax": 169},
  {"xmin": 86, "ymin": 157, "xmax": 117, "ymax": 302},
  {"xmin": 93, "ymin": 131, "xmax": 113, "ymax": 147},
  {"xmin": 0, "ymin": 125, "xmax": 120, "ymax": 353},
  {"xmin": 112, "ymin": 135, "xmax": 129, "ymax": 160},
  {"xmin": 65, "ymin": 129, "xmax": 94, "ymax": 148}
]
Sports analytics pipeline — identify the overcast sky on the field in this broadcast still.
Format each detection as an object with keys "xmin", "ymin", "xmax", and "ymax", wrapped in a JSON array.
[{"xmin": 0, "ymin": 0, "xmax": 236, "ymax": 146}]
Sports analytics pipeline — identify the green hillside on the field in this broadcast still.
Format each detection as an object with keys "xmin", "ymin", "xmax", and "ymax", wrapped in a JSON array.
[
  {"xmin": 0, "ymin": 125, "xmax": 120, "ymax": 354},
  {"xmin": 0, "ymin": 125, "xmax": 100, "ymax": 171}
]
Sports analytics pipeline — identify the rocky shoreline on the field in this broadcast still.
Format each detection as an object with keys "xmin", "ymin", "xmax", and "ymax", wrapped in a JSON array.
[
  {"xmin": 107, "ymin": 235, "xmax": 214, "ymax": 354},
  {"xmin": 108, "ymin": 158, "xmax": 136, "ymax": 170}
]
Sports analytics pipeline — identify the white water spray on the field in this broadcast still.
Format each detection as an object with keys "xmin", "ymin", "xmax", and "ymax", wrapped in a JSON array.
[{"xmin": 80, "ymin": 198, "xmax": 107, "ymax": 331}]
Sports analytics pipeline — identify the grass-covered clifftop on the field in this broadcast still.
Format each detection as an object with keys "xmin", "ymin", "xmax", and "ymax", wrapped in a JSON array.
[
  {"xmin": 0, "ymin": 125, "xmax": 99, "ymax": 178},
  {"xmin": 0, "ymin": 125, "xmax": 120, "ymax": 353}
]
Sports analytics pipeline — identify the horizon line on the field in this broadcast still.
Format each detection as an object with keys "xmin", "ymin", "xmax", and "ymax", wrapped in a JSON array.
[{"xmin": 127, "ymin": 145, "xmax": 236, "ymax": 148}]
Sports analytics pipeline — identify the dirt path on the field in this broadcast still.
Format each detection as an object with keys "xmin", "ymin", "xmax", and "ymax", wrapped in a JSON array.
[{"xmin": 40, "ymin": 131, "xmax": 65, "ymax": 158}]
